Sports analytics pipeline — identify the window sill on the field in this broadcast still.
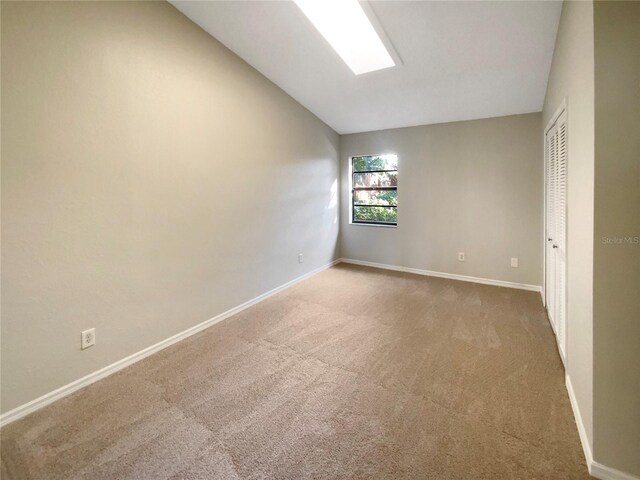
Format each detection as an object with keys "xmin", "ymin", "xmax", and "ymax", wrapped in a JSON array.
[{"xmin": 349, "ymin": 222, "xmax": 397, "ymax": 229}]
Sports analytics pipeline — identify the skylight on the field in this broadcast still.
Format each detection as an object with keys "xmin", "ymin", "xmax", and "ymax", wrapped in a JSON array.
[{"xmin": 293, "ymin": 0, "xmax": 395, "ymax": 75}]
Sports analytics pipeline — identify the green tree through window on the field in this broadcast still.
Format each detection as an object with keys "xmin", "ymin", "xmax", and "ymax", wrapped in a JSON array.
[{"xmin": 351, "ymin": 154, "xmax": 397, "ymax": 225}]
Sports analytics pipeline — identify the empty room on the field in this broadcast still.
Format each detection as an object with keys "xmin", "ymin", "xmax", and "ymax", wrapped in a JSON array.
[{"xmin": 1, "ymin": 0, "xmax": 638, "ymax": 479}]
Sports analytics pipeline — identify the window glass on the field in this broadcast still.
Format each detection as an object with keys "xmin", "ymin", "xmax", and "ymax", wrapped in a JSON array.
[{"xmin": 351, "ymin": 154, "xmax": 397, "ymax": 226}]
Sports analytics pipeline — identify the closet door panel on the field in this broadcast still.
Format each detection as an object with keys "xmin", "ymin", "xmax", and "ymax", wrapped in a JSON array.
[
  {"xmin": 555, "ymin": 113, "xmax": 568, "ymax": 358},
  {"xmin": 545, "ymin": 124, "xmax": 558, "ymax": 329}
]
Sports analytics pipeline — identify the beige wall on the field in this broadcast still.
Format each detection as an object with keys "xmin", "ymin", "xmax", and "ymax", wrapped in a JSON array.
[
  {"xmin": 593, "ymin": 1, "xmax": 640, "ymax": 475},
  {"xmin": 0, "ymin": 1, "xmax": 339, "ymax": 413},
  {"xmin": 542, "ymin": 0, "xmax": 595, "ymax": 451},
  {"xmin": 339, "ymin": 113, "xmax": 543, "ymax": 287}
]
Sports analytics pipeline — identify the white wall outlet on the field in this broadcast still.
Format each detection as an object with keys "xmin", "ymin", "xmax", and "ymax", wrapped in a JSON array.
[
  {"xmin": 81, "ymin": 328, "xmax": 95, "ymax": 350},
  {"xmin": 458, "ymin": 252, "xmax": 465, "ymax": 262},
  {"xmin": 298, "ymin": 253, "xmax": 303, "ymax": 264},
  {"xmin": 511, "ymin": 257, "xmax": 519, "ymax": 268}
]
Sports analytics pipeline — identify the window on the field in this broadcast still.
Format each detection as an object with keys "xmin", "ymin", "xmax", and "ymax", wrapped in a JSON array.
[{"xmin": 351, "ymin": 154, "xmax": 398, "ymax": 226}]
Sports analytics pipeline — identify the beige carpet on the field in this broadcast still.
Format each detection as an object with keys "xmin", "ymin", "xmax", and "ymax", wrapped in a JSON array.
[{"xmin": 1, "ymin": 264, "xmax": 590, "ymax": 479}]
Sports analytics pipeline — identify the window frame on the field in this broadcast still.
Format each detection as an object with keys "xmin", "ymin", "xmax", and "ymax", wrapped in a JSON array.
[{"xmin": 350, "ymin": 154, "xmax": 398, "ymax": 227}]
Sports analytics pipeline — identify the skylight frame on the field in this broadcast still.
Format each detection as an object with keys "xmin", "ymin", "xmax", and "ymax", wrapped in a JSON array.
[{"xmin": 293, "ymin": 0, "xmax": 397, "ymax": 75}]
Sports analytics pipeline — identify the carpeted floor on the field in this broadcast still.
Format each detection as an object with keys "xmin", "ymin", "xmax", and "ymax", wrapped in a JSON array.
[{"xmin": 1, "ymin": 264, "xmax": 591, "ymax": 479}]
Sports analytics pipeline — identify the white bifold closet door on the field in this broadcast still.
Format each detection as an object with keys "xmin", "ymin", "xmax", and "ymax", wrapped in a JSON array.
[{"xmin": 545, "ymin": 110, "xmax": 567, "ymax": 361}]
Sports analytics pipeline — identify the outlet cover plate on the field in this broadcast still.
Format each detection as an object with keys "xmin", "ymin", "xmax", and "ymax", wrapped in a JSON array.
[{"xmin": 81, "ymin": 328, "xmax": 95, "ymax": 349}]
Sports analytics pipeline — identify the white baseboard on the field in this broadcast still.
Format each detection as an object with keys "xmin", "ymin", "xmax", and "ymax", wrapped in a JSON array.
[
  {"xmin": 566, "ymin": 374, "xmax": 594, "ymax": 473},
  {"xmin": 339, "ymin": 258, "xmax": 542, "ymax": 292},
  {"xmin": 0, "ymin": 259, "xmax": 341, "ymax": 428},
  {"xmin": 591, "ymin": 463, "xmax": 640, "ymax": 480},
  {"xmin": 565, "ymin": 374, "xmax": 639, "ymax": 480}
]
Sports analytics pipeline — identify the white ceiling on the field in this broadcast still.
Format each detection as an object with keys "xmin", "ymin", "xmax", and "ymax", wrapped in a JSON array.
[{"xmin": 170, "ymin": 1, "xmax": 562, "ymax": 135}]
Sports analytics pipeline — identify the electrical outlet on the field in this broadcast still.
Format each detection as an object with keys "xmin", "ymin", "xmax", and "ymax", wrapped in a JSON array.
[
  {"xmin": 81, "ymin": 328, "xmax": 95, "ymax": 350},
  {"xmin": 511, "ymin": 257, "xmax": 519, "ymax": 268},
  {"xmin": 458, "ymin": 252, "xmax": 465, "ymax": 262},
  {"xmin": 298, "ymin": 253, "xmax": 303, "ymax": 264}
]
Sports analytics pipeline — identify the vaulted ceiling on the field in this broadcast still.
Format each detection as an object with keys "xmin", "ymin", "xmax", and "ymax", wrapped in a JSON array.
[{"xmin": 171, "ymin": 1, "xmax": 562, "ymax": 134}]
